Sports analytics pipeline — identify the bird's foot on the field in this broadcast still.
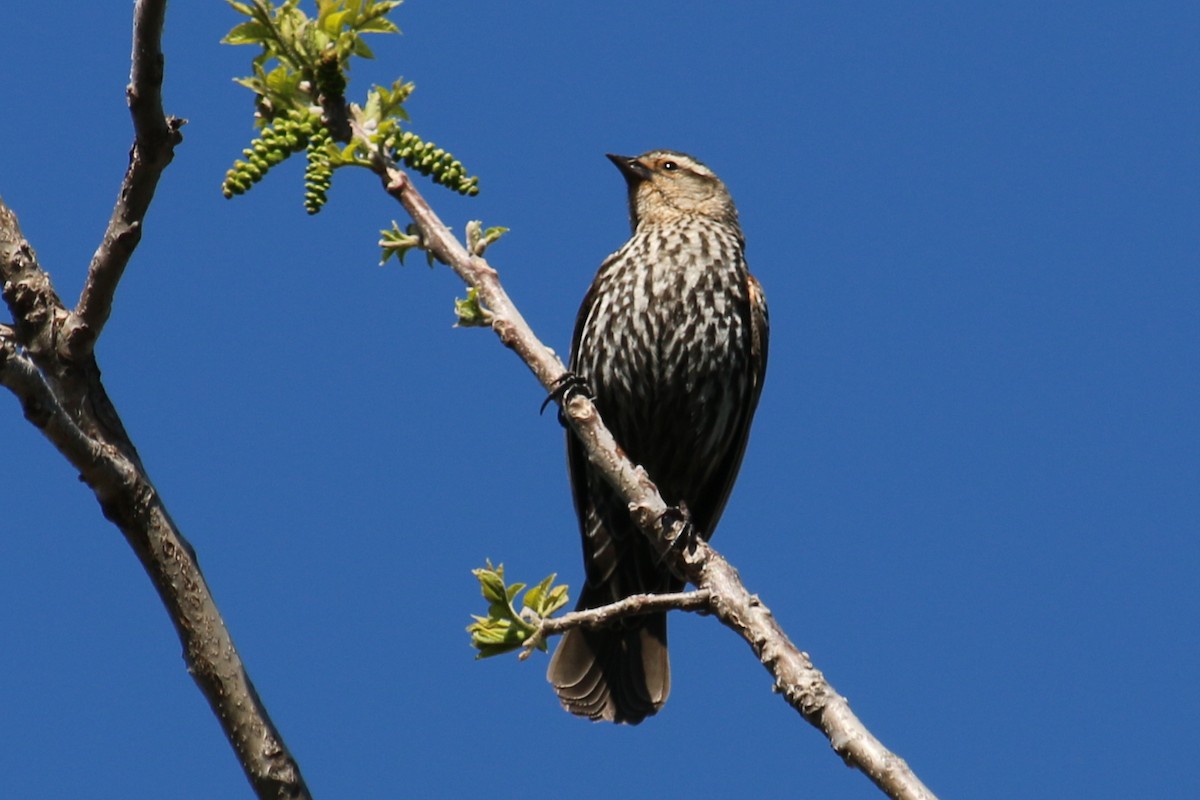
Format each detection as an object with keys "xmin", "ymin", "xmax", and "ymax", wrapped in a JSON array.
[
  {"xmin": 656, "ymin": 502, "xmax": 699, "ymax": 578},
  {"xmin": 540, "ymin": 370, "xmax": 594, "ymax": 428}
]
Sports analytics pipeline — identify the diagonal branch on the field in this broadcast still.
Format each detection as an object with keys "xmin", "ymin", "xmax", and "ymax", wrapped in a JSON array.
[
  {"xmin": 1, "ymin": 203, "xmax": 311, "ymax": 800},
  {"xmin": 0, "ymin": 330, "xmax": 103, "ymax": 464},
  {"xmin": 65, "ymin": 0, "xmax": 184, "ymax": 360},
  {"xmin": 357, "ymin": 136, "xmax": 937, "ymax": 800},
  {"xmin": 1, "ymin": 4, "xmax": 309, "ymax": 798},
  {"xmin": 0, "ymin": 202, "xmax": 69, "ymax": 364}
]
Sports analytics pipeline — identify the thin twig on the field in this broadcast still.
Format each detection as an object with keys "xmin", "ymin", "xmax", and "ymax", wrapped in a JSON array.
[
  {"xmin": 520, "ymin": 589, "xmax": 712, "ymax": 661},
  {"xmin": 67, "ymin": 0, "xmax": 184, "ymax": 360},
  {"xmin": 541, "ymin": 589, "xmax": 712, "ymax": 635},
  {"xmin": 356, "ymin": 132, "xmax": 937, "ymax": 799}
]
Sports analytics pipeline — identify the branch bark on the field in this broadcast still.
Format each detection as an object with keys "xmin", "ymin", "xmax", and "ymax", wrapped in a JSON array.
[
  {"xmin": 536, "ymin": 589, "xmax": 712, "ymax": 636},
  {"xmin": 0, "ymin": 3, "xmax": 309, "ymax": 798},
  {"xmin": 0, "ymin": 211, "xmax": 310, "ymax": 800},
  {"xmin": 65, "ymin": 0, "xmax": 183, "ymax": 360},
  {"xmin": 362, "ymin": 147, "xmax": 938, "ymax": 800}
]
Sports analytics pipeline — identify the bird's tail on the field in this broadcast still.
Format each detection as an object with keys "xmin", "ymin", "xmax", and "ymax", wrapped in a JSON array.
[{"xmin": 546, "ymin": 587, "xmax": 670, "ymax": 724}]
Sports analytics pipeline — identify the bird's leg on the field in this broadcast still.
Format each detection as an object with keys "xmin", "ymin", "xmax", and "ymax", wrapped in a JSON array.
[
  {"xmin": 540, "ymin": 370, "xmax": 594, "ymax": 428},
  {"xmin": 656, "ymin": 501, "xmax": 699, "ymax": 577}
]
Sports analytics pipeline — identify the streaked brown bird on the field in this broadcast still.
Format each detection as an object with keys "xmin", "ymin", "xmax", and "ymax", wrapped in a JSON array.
[{"xmin": 547, "ymin": 150, "xmax": 769, "ymax": 723}]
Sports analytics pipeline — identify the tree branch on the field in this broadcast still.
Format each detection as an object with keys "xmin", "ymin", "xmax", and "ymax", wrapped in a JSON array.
[
  {"xmin": 0, "ymin": 329, "xmax": 102, "ymax": 462},
  {"xmin": 1, "ymin": 206, "xmax": 310, "ymax": 800},
  {"xmin": 359, "ymin": 140, "xmax": 937, "ymax": 799},
  {"xmin": 1, "ymin": 4, "xmax": 309, "ymax": 796},
  {"xmin": 535, "ymin": 590, "xmax": 711, "ymax": 650},
  {"xmin": 540, "ymin": 589, "xmax": 713, "ymax": 636},
  {"xmin": 65, "ymin": 0, "xmax": 184, "ymax": 360},
  {"xmin": 0, "ymin": 202, "xmax": 69, "ymax": 366},
  {"xmin": 517, "ymin": 589, "xmax": 711, "ymax": 661}
]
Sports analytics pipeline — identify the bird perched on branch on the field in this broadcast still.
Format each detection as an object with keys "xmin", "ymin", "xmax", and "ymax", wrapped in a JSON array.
[{"xmin": 548, "ymin": 150, "xmax": 769, "ymax": 723}]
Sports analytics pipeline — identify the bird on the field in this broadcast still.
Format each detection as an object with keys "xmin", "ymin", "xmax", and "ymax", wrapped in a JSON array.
[{"xmin": 547, "ymin": 150, "xmax": 769, "ymax": 723}]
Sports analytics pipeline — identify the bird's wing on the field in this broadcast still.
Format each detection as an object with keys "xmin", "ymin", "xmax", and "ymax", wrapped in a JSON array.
[{"xmin": 687, "ymin": 268, "xmax": 769, "ymax": 535}]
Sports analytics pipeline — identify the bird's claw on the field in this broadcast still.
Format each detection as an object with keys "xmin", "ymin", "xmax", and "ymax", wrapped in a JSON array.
[
  {"xmin": 540, "ymin": 371, "xmax": 594, "ymax": 427},
  {"xmin": 656, "ymin": 503, "xmax": 699, "ymax": 577}
]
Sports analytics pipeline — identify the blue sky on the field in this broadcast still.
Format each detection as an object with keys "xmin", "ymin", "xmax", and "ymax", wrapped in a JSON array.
[{"xmin": 2, "ymin": 2, "xmax": 1197, "ymax": 797}]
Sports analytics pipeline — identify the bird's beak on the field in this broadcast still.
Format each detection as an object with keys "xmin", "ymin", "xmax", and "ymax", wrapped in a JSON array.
[{"xmin": 607, "ymin": 153, "xmax": 652, "ymax": 183}]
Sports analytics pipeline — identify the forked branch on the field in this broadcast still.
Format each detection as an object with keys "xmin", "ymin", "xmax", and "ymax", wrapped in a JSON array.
[
  {"xmin": 66, "ymin": 0, "xmax": 184, "ymax": 360},
  {"xmin": 0, "ymin": 3, "xmax": 308, "ymax": 798}
]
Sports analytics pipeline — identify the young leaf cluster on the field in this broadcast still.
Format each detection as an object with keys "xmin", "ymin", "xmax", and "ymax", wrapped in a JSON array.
[
  {"xmin": 378, "ymin": 220, "xmax": 434, "ymax": 266},
  {"xmin": 378, "ymin": 218, "xmax": 506, "ymax": 284},
  {"xmin": 222, "ymin": 0, "xmax": 478, "ymax": 212},
  {"xmin": 453, "ymin": 288, "xmax": 492, "ymax": 328},
  {"xmin": 225, "ymin": 0, "xmax": 400, "ymax": 98},
  {"xmin": 468, "ymin": 562, "xmax": 569, "ymax": 659},
  {"xmin": 465, "ymin": 220, "xmax": 509, "ymax": 257}
]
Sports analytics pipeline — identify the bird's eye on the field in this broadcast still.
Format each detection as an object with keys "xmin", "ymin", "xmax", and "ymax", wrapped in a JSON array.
[{"xmin": 661, "ymin": 160, "xmax": 678, "ymax": 171}]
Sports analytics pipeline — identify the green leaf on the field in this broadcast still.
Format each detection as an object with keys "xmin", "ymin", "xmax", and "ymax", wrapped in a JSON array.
[
  {"xmin": 527, "ymin": 574, "xmax": 569, "ymax": 618},
  {"xmin": 232, "ymin": 76, "xmax": 265, "ymax": 92},
  {"xmin": 322, "ymin": 10, "xmax": 351, "ymax": 35},
  {"xmin": 227, "ymin": 0, "xmax": 257, "ymax": 17},
  {"xmin": 453, "ymin": 287, "xmax": 493, "ymax": 327},
  {"xmin": 523, "ymin": 574, "xmax": 550, "ymax": 612},
  {"xmin": 477, "ymin": 568, "xmax": 508, "ymax": 606},
  {"xmin": 378, "ymin": 221, "xmax": 427, "ymax": 265},
  {"xmin": 223, "ymin": 20, "xmax": 271, "ymax": 45},
  {"xmin": 466, "ymin": 221, "xmax": 509, "ymax": 256},
  {"xmin": 359, "ymin": 18, "xmax": 399, "ymax": 34},
  {"xmin": 466, "ymin": 562, "xmax": 571, "ymax": 658},
  {"xmin": 352, "ymin": 37, "xmax": 376, "ymax": 59}
]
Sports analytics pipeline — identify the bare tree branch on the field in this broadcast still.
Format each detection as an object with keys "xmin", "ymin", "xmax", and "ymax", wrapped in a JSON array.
[
  {"xmin": 517, "ymin": 589, "xmax": 711, "ymax": 661},
  {"xmin": 517, "ymin": 590, "xmax": 706, "ymax": 658},
  {"xmin": 0, "ymin": 330, "xmax": 100, "ymax": 460},
  {"xmin": 1, "ymin": 3, "xmax": 309, "ymax": 797},
  {"xmin": 354, "ymin": 137, "xmax": 937, "ymax": 799},
  {"xmin": 0, "ymin": 196, "xmax": 310, "ymax": 800},
  {"xmin": 538, "ymin": 589, "xmax": 713, "ymax": 637},
  {"xmin": 65, "ymin": 0, "xmax": 184, "ymax": 360},
  {"xmin": 0, "ymin": 205, "xmax": 69, "ymax": 366}
]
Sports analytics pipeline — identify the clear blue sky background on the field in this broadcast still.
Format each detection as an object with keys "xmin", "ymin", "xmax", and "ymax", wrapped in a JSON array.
[{"xmin": 2, "ymin": 2, "xmax": 1196, "ymax": 798}]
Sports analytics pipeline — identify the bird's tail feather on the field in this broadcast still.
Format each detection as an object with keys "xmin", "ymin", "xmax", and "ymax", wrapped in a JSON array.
[{"xmin": 546, "ymin": 590, "xmax": 669, "ymax": 724}]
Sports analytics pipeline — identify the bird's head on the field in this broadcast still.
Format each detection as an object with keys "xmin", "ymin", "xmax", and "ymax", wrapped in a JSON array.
[{"xmin": 608, "ymin": 150, "xmax": 739, "ymax": 232}]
